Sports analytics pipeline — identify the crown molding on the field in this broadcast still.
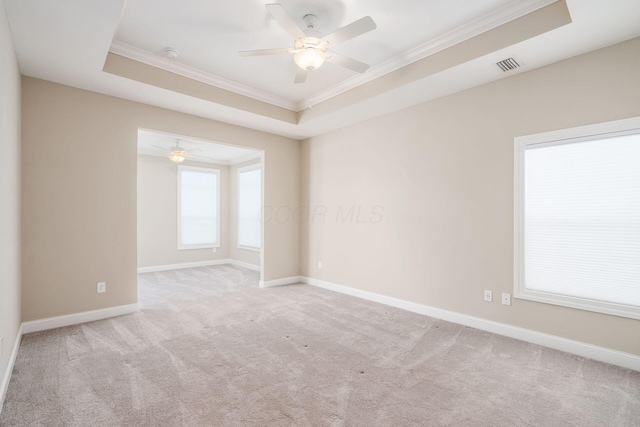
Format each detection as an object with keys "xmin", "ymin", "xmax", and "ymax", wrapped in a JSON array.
[
  {"xmin": 109, "ymin": 41, "xmax": 298, "ymax": 111},
  {"xmin": 296, "ymin": 0, "xmax": 559, "ymax": 111},
  {"xmin": 111, "ymin": 0, "xmax": 557, "ymax": 113}
]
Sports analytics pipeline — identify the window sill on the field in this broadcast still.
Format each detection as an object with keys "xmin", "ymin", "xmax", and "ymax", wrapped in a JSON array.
[
  {"xmin": 515, "ymin": 288, "xmax": 640, "ymax": 320},
  {"xmin": 178, "ymin": 244, "xmax": 220, "ymax": 251},
  {"xmin": 238, "ymin": 245, "xmax": 260, "ymax": 253}
]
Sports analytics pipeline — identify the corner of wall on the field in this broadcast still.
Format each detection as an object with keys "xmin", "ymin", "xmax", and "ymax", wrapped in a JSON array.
[{"xmin": 0, "ymin": 0, "xmax": 23, "ymax": 412}]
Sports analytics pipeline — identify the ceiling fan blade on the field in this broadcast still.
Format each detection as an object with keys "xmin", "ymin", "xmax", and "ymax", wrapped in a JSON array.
[
  {"xmin": 326, "ymin": 52, "xmax": 370, "ymax": 73},
  {"xmin": 152, "ymin": 145, "xmax": 168, "ymax": 151},
  {"xmin": 239, "ymin": 48, "xmax": 293, "ymax": 57},
  {"xmin": 320, "ymin": 16, "xmax": 376, "ymax": 46},
  {"xmin": 294, "ymin": 68, "xmax": 308, "ymax": 84},
  {"xmin": 266, "ymin": 3, "xmax": 306, "ymax": 42}
]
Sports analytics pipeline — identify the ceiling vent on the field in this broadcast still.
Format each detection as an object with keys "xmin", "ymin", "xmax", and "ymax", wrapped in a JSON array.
[{"xmin": 496, "ymin": 57, "xmax": 520, "ymax": 72}]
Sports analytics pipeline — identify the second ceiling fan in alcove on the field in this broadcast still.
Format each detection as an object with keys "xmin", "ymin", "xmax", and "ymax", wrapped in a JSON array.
[{"xmin": 239, "ymin": 3, "xmax": 377, "ymax": 84}]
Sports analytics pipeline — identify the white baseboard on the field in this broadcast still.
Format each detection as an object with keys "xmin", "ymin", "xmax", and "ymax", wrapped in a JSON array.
[
  {"xmin": 137, "ymin": 259, "xmax": 230, "ymax": 273},
  {"xmin": 302, "ymin": 276, "xmax": 640, "ymax": 372},
  {"xmin": 138, "ymin": 259, "xmax": 261, "ymax": 274},
  {"xmin": 259, "ymin": 276, "xmax": 302, "ymax": 288},
  {"xmin": 2, "ymin": 304, "xmax": 140, "ymax": 414},
  {"xmin": 228, "ymin": 259, "xmax": 261, "ymax": 272},
  {"xmin": 0, "ymin": 324, "xmax": 22, "ymax": 415},
  {"xmin": 22, "ymin": 303, "xmax": 140, "ymax": 334}
]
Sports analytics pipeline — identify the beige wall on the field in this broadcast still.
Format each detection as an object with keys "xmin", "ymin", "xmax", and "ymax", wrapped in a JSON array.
[
  {"xmin": 229, "ymin": 158, "xmax": 262, "ymax": 267},
  {"xmin": 21, "ymin": 78, "xmax": 300, "ymax": 321},
  {"xmin": 301, "ymin": 38, "xmax": 640, "ymax": 355},
  {"xmin": 137, "ymin": 155, "xmax": 230, "ymax": 268},
  {"xmin": 0, "ymin": 0, "xmax": 21, "ymax": 394}
]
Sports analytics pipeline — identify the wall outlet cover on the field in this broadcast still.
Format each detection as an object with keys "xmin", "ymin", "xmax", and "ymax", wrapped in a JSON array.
[
  {"xmin": 502, "ymin": 292, "xmax": 511, "ymax": 306},
  {"xmin": 484, "ymin": 290, "xmax": 493, "ymax": 302},
  {"xmin": 97, "ymin": 282, "xmax": 106, "ymax": 293}
]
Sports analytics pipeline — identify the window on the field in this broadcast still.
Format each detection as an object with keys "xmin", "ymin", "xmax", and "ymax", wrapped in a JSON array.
[
  {"xmin": 514, "ymin": 117, "xmax": 640, "ymax": 319},
  {"xmin": 177, "ymin": 165, "xmax": 220, "ymax": 250},
  {"xmin": 237, "ymin": 164, "xmax": 262, "ymax": 250}
]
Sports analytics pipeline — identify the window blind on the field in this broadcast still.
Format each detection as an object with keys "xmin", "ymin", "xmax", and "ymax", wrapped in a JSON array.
[
  {"xmin": 179, "ymin": 168, "xmax": 218, "ymax": 247},
  {"xmin": 524, "ymin": 133, "xmax": 640, "ymax": 307}
]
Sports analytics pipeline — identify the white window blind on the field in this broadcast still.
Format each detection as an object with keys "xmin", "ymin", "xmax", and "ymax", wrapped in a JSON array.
[
  {"xmin": 178, "ymin": 166, "xmax": 220, "ymax": 249},
  {"xmin": 515, "ymin": 118, "xmax": 640, "ymax": 319},
  {"xmin": 237, "ymin": 165, "xmax": 261, "ymax": 249}
]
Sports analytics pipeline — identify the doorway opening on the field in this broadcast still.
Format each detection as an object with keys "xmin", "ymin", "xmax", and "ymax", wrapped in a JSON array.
[{"xmin": 136, "ymin": 129, "xmax": 264, "ymax": 301}]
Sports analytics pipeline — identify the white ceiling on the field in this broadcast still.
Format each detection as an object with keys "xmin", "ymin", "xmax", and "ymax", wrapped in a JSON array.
[
  {"xmin": 3, "ymin": 0, "xmax": 640, "ymax": 140},
  {"xmin": 137, "ymin": 130, "xmax": 261, "ymax": 165}
]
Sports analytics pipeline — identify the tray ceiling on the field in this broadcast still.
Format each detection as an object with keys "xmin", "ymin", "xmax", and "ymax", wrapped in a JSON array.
[
  {"xmin": 4, "ymin": 0, "xmax": 640, "ymax": 139},
  {"xmin": 112, "ymin": 0, "xmax": 525, "ymax": 110}
]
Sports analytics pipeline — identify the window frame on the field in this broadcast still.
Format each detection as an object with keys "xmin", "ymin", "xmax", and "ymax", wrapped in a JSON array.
[
  {"xmin": 237, "ymin": 163, "xmax": 262, "ymax": 252},
  {"xmin": 177, "ymin": 165, "xmax": 221, "ymax": 251},
  {"xmin": 514, "ymin": 116, "xmax": 640, "ymax": 320}
]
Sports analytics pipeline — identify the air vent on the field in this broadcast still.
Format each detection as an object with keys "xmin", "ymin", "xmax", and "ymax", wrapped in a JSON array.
[{"xmin": 496, "ymin": 57, "xmax": 520, "ymax": 72}]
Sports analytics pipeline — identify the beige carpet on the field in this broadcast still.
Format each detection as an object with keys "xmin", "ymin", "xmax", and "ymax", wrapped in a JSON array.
[{"xmin": 1, "ymin": 265, "xmax": 639, "ymax": 426}]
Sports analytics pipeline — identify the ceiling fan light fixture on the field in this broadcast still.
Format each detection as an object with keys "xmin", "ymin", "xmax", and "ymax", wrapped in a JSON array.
[
  {"xmin": 294, "ymin": 47, "xmax": 326, "ymax": 71},
  {"xmin": 168, "ymin": 149, "xmax": 187, "ymax": 163},
  {"xmin": 238, "ymin": 4, "xmax": 376, "ymax": 82}
]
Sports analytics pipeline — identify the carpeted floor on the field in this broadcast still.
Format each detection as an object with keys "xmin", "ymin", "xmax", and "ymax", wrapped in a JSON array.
[{"xmin": 1, "ymin": 265, "xmax": 639, "ymax": 426}]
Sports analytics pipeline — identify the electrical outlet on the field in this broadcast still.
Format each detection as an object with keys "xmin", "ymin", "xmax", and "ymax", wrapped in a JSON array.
[
  {"xmin": 502, "ymin": 292, "xmax": 511, "ymax": 306},
  {"xmin": 317, "ymin": 261, "xmax": 322, "ymax": 269},
  {"xmin": 97, "ymin": 282, "xmax": 106, "ymax": 294},
  {"xmin": 484, "ymin": 290, "xmax": 493, "ymax": 302}
]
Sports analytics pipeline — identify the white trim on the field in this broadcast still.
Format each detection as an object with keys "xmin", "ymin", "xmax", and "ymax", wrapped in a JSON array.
[
  {"xmin": 228, "ymin": 259, "xmax": 261, "ymax": 272},
  {"xmin": 514, "ymin": 116, "xmax": 640, "ymax": 146},
  {"xmin": 137, "ymin": 259, "xmax": 230, "ymax": 273},
  {"xmin": 301, "ymin": 276, "xmax": 640, "ymax": 372},
  {"xmin": 109, "ymin": 41, "xmax": 297, "ymax": 111},
  {"xmin": 514, "ymin": 291, "xmax": 640, "ymax": 321},
  {"xmin": 259, "ymin": 276, "xmax": 301, "ymax": 289},
  {"xmin": 138, "ymin": 259, "xmax": 261, "ymax": 273},
  {"xmin": 0, "ymin": 324, "xmax": 22, "ymax": 414},
  {"xmin": 177, "ymin": 165, "xmax": 221, "ymax": 250},
  {"xmin": 237, "ymin": 245, "xmax": 260, "ymax": 253},
  {"xmin": 21, "ymin": 304, "xmax": 140, "ymax": 334},
  {"xmin": 514, "ymin": 116, "xmax": 640, "ymax": 320}
]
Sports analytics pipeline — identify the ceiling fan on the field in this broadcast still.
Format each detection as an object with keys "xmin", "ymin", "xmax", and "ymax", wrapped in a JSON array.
[
  {"xmin": 153, "ymin": 139, "xmax": 201, "ymax": 164},
  {"xmin": 239, "ymin": 3, "xmax": 377, "ymax": 84}
]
